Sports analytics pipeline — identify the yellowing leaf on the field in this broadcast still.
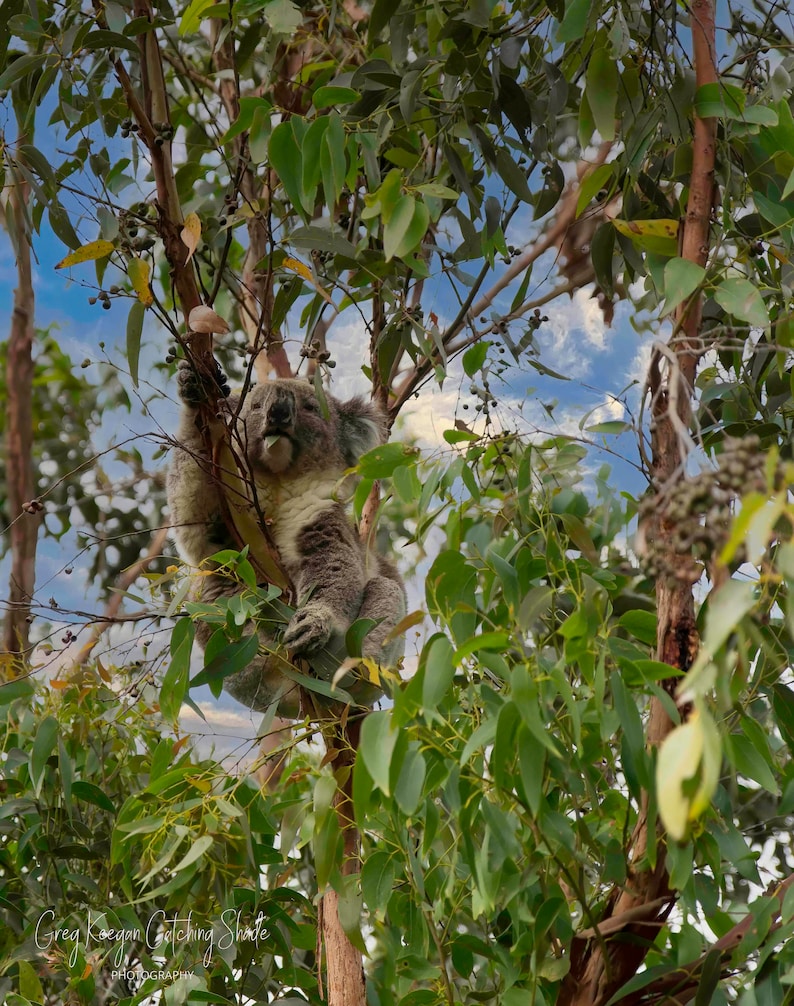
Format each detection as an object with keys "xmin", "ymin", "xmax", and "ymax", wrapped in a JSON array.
[
  {"xmin": 181, "ymin": 212, "xmax": 201, "ymax": 263},
  {"xmin": 128, "ymin": 257, "xmax": 153, "ymax": 306},
  {"xmin": 656, "ymin": 708, "xmax": 721, "ymax": 841},
  {"xmin": 283, "ymin": 255, "xmax": 335, "ymax": 306},
  {"xmin": 282, "ymin": 255, "xmax": 313, "ymax": 282},
  {"xmin": 612, "ymin": 218, "xmax": 679, "ymax": 256},
  {"xmin": 55, "ymin": 239, "xmax": 115, "ymax": 269}
]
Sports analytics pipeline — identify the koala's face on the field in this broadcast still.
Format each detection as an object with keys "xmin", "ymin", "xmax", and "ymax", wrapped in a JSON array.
[{"xmin": 235, "ymin": 380, "xmax": 342, "ymax": 475}]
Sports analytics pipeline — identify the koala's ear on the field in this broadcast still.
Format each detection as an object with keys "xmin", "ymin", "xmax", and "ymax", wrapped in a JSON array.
[{"xmin": 337, "ymin": 397, "xmax": 387, "ymax": 466}]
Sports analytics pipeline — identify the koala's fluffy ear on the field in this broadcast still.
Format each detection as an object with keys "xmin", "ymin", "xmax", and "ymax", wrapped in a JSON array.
[{"xmin": 337, "ymin": 397, "xmax": 387, "ymax": 466}]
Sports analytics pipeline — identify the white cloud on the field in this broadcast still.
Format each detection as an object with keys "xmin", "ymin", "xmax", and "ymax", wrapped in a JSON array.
[{"xmin": 537, "ymin": 287, "xmax": 609, "ymax": 377}]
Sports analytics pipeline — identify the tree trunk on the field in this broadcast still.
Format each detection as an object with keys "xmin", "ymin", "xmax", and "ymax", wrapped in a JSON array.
[
  {"xmin": 559, "ymin": 3, "xmax": 717, "ymax": 1002},
  {"xmin": 320, "ymin": 722, "xmax": 367, "ymax": 1006},
  {"xmin": 3, "ymin": 157, "xmax": 40, "ymax": 663}
]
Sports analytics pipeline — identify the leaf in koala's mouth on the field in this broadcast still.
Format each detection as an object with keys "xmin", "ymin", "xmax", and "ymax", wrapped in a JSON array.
[{"xmin": 264, "ymin": 434, "xmax": 282, "ymax": 449}]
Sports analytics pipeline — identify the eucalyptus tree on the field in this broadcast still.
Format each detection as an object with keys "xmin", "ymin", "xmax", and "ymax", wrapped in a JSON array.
[{"xmin": 1, "ymin": 1, "xmax": 794, "ymax": 1004}]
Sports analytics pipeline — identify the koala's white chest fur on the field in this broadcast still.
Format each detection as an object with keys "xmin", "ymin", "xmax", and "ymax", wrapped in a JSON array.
[{"xmin": 244, "ymin": 469, "xmax": 349, "ymax": 570}]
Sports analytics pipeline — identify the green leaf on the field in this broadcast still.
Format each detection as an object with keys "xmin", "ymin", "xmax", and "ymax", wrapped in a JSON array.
[
  {"xmin": 713, "ymin": 276, "xmax": 769, "ymax": 329},
  {"xmin": 422, "ymin": 634, "xmax": 455, "ymax": 709},
  {"xmin": 591, "ymin": 221, "xmax": 616, "ymax": 296},
  {"xmin": 31, "ymin": 715, "xmax": 59, "ymax": 795},
  {"xmin": 263, "ymin": 0, "xmax": 303, "ymax": 34},
  {"xmin": 453, "ymin": 632, "xmax": 510, "ymax": 664},
  {"xmin": 313, "ymin": 85, "xmax": 359, "ymax": 109},
  {"xmin": 48, "ymin": 202, "xmax": 80, "ymax": 249},
  {"xmin": 357, "ymin": 441, "xmax": 419, "ymax": 479},
  {"xmin": 223, "ymin": 96, "xmax": 272, "ymax": 143},
  {"xmin": 369, "ymin": 0, "xmax": 402, "ymax": 39},
  {"xmin": 463, "ymin": 341, "xmax": 489, "ymax": 377},
  {"xmin": 415, "ymin": 182, "xmax": 459, "ymax": 200},
  {"xmin": 394, "ymin": 745, "xmax": 426, "ymax": 815},
  {"xmin": 772, "ymin": 684, "xmax": 794, "ymax": 753},
  {"xmin": 160, "ymin": 618, "xmax": 195, "ymax": 720},
  {"xmin": 301, "ymin": 115, "xmax": 327, "ymax": 212},
  {"xmin": 345, "ymin": 617, "xmax": 379, "ymax": 658},
  {"xmin": 695, "ymin": 81, "xmax": 745, "ymax": 119},
  {"xmin": 320, "ymin": 113, "xmax": 347, "ymax": 211},
  {"xmin": 662, "ymin": 258, "xmax": 706, "ymax": 314},
  {"xmin": 0, "ymin": 52, "xmax": 54, "ymax": 90},
  {"xmin": 494, "ymin": 147, "xmax": 532, "ymax": 202},
  {"xmin": 384, "ymin": 194, "xmax": 429, "ymax": 260},
  {"xmin": 753, "ymin": 191, "xmax": 792, "ymax": 229},
  {"xmin": 557, "ymin": 0, "xmax": 592, "ymax": 42},
  {"xmin": 585, "ymin": 421, "xmax": 632, "ymax": 435},
  {"xmin": 18, "ymin": 144, "xmax": 56, "ymax": 194},
  {"xmin": 80, "ymin": 28, "xmax": 139, "ymax": 53},
  {"xmin": 172, "ymin": 834, "xmax": 214, "ymax": 872},
  {"xmin": 360, "ymin": 710, "xmax": 398, "ymax": 795},
  {"xmin": 742, "ymin": 104, "xmax": 778, "ymax": 126},
  {"xmin": 190, "ymin": 632, "xmax": 260, "ymax": 690},
  {"xmin": 17, "ymin": 961, "xmax": 44, "ymax": 1004},
  {"xmin": 361, "ymin": 851, "xmax": 395, "ymax": 916},
  {"xmin": 724, "ymin": 733, "xmax": 780, "ymax": 795},
  {"xmin": 782, "ymin": 162, "xmax": 794, "ymax": 200},
  {"xmin": 126, "ymin": 300, "xmax": 145, "ymax": 389},
  {"xmin": 512, "ymin": 666, "xmax": 562, "ymax": 756},
  {"xmin": 269, "ymin": 121, "xmax": 307, "ymax": 216},
  {"xmin": 0, "ymin": 677, "xmax": 35, "ymax": 705},
  {"xmin": 617, "ymin": 610, "xmax": 657, "ymax": 646},
  {"xmin": 178, "ymin": 0, "xmax": 216, "ymax": 34},
  {"xmin": 72, "ymin": 781, "xmax": 116, "ymax": 813},
  {"xmin": 680, "ymin": 579, "xmax": 755, "ymax": 699},
  {"xmin": 575, "ymin": 162, "xmax": 614, "ymax": 217},
  {"xmin": 586, "ymin": 41, "xmax": 618, "ymax": 140}
]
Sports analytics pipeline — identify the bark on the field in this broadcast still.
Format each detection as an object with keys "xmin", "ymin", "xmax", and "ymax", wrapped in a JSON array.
[
  {"xmin": 559, "ymin": 3, "xmax": 717, "ymax": 1003},
  {"xmin": 3, "ymin": 154, "xmax": 40, "ymax": 663},
  {"xmin": 319, "ymin": 721, "xmax": 367, "ymax": 1006}
]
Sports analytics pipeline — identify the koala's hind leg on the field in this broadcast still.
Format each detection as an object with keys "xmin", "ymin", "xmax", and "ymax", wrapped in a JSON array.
[{"xmin": 358, "ymin": 575, "xmax": 407, "ymax": 667}]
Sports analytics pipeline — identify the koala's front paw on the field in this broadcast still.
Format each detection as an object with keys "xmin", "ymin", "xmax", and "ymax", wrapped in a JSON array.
[
  {"xmin": 283, "ymin": 602, "xmax": 336, "ymax": 654},
  {"xmin": 177, "ymin": 360, "xmax": 231, "ymax": 405}
]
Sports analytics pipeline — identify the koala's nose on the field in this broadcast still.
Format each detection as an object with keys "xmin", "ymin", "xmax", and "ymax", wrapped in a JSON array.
[{"xmin": 268, "ymin": 394, "xmax": 295, "ymax": 430}]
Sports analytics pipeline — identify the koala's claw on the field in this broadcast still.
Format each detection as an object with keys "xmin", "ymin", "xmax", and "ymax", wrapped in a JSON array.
[
  {"xmin": 177, "ymin": 359, "xmax": 231, "ymax": 405},
  {"xmin": 283, "ymin": 604, "xmax": 334, "ymax": 654}
]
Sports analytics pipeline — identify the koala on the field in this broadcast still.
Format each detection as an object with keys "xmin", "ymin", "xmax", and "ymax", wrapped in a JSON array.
[{"xmin": 167, "ymin": 362, "xmax": 406, "ymax": 717}]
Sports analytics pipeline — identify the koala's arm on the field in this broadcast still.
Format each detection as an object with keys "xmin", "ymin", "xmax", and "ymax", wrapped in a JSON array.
[
  {"xmin": 281, "ymin": 505, "xmax": 369, "ymax": 653},
  {"xmin": 167, "ymin": 362, "xmax": 235, "ymax": 565}
]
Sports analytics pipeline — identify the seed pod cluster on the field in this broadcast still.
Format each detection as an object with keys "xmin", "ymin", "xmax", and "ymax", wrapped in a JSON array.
[{"xmin": 637, "ymin": 435, "xmax": 775, "ymax": 583}]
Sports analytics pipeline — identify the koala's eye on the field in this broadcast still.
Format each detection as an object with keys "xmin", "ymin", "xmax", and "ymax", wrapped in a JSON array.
[{"xmin": 303, "ymin": 399, "xmax": 319, "ymax": 412}]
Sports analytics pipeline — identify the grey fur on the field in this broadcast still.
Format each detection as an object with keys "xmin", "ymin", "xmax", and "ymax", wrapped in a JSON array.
[{"xmin": 167, "ymin": 365, "xmax": 406, "ymax": 716}]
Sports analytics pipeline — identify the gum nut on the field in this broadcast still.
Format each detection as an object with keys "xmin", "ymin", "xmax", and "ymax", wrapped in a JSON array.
[{"xmin": 188, "ymin": 305, "xmax": 231, "ymax": 335}]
